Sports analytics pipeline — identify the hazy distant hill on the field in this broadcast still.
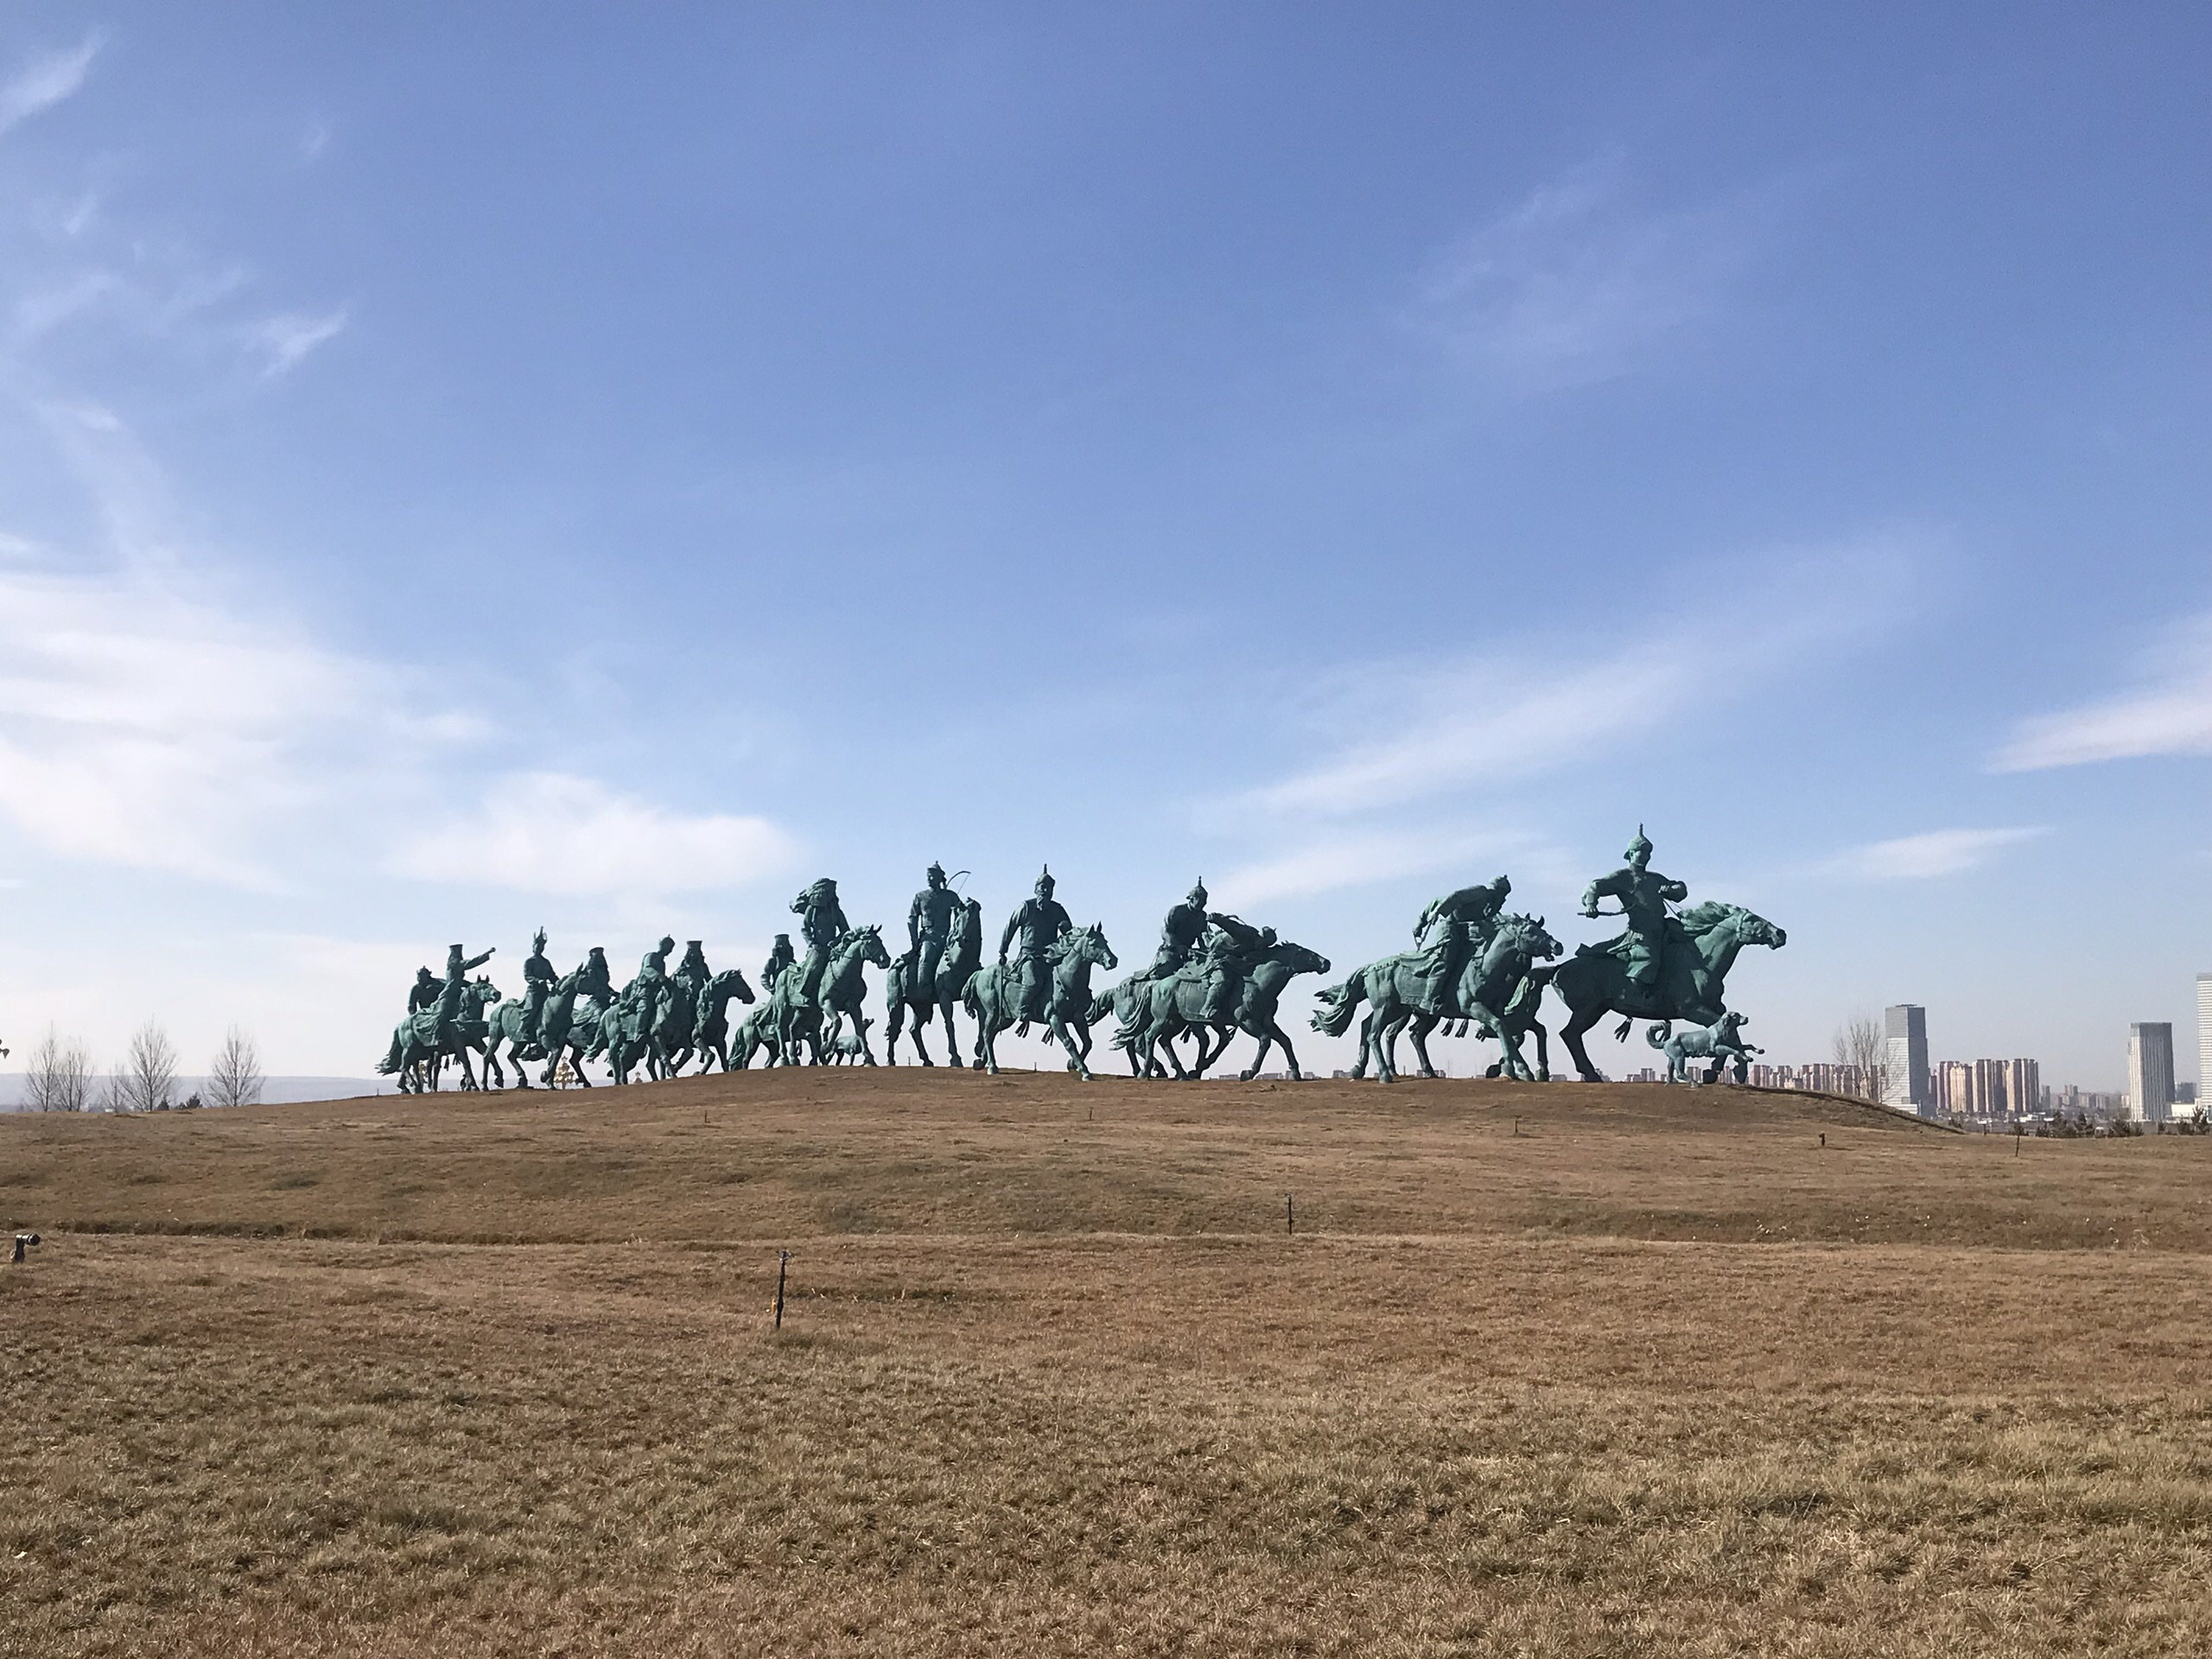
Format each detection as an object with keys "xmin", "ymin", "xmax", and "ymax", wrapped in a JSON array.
[{"xmin": 0, "ymin": 1076, "xmax": 387, "ymax": 1111}]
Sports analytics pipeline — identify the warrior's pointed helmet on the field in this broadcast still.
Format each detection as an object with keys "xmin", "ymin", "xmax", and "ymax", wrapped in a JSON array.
[
  {"xmin": 927, "ymin": 860, "xmax": 947, "ymax": 884},
  {"xmin": 1189, "ymin": 878, "xmax": 1208, "ymax": 906},
  {"xmin": 1036, "ymin": 864, "xmax": 1056, "ymax": 896},
  {"xmin": 1626, "ymin": 824, "xmax": 1654, "ymax": 861},
  {"xmin": 532, "ymin": 927, "xmax": 549, "ymax": 953}
]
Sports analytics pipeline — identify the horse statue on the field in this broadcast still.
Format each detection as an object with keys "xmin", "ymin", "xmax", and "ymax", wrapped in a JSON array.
[
  {"xmin": 1551, "ymin": 900, "xmax": 1786, "ymax": 1082},
  {"xmin": 730, "ymin": 1001, "xmax": 782, "ymax": 1069},
  {"xmin": 537, "ymin": 970, "xmax": 602, "ymax": 1086},
  {"xmin": 884, "ymin": 896, "xmax": 984, "ymax": 1066},
  {"xmin": 771, "ymin": 926, "xmax": 892, "ymax": 1065},
  {"xmin": 689, "ymin": 969, "xmax": 758, "ymax": 1073},
  {"xmin": 1358, "ymin": 914, "xmax": 1563, "ymax": 1083},
  {"xmin": 1109, "ymin": 936, "xmax": 1332, "ymax": 1081},
  {"xmin": 482, "ymin": 982, "xmax": 555, "ymax": 1089},
  {"xmin": 965, "ymin": 922, "xmax": 1117, "ymax": 1078},
  {"xmin": 380, "ymin": 977, "xmax": 502, "ymax": 1093}
]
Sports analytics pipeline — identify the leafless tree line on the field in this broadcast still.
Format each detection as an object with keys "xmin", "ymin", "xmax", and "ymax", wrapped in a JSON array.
[
  {"xmin": 1833, "ymin": 1012, "xmax": 1896, "ymax": 1106},
  {"xmin": 19, "ymin": 1022, "xmax": 263, "ymax": 1113}
]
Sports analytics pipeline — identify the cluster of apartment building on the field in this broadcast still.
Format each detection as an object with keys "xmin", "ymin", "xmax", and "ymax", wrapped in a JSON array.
[{"xmin": 1726, "ymin": 995, "xmax": 2208, "ymax": 1123}]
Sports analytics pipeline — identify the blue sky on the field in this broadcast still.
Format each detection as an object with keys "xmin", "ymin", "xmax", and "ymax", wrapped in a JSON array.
[{"xmin": 1, "ymin": 4, "xmax": 2208, "ymax": 1084}]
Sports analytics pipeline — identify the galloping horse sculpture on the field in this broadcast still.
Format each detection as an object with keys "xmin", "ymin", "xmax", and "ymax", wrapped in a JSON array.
[
  {"xmin": 965, "ymin": 922, "xmax": 1117, "ymax": 1078},
  {"xmin": 1550, "ymin": 900, "xmax": 1785, "ymax": 1081},
  {"xmin": 1110, "ymin": 936, "xmax": 1332, "ymax": 1081}
]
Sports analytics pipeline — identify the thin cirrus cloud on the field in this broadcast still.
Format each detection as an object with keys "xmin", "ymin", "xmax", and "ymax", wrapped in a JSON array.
[
  {"xmin": 390, "ymin": 772, "xmax": 797, "ymax": 900},
  {"xmin": 1407, "ymin": 149, "xmax": 1764, "ymax": 391},
  {"xmin": 0, "ymin": 33, "xmax": 101, "ymax": 135},
  {"xmin": 252, "ymin": 308, "xmax": 349, "ymax": 378},
  {"xmin": 1233, "ymin": 537, "xmax": 1911, "ymax": 823},
  {"xmin": 1827, "ymin": 827, "xmax": 2046, "ymax": 881},
  {"xmin": 0, "ymin": 552, "xmax": 467, "ymax": 889},
  {"xmin": 1993, "ymin": 613, "xmax": 2212, "ymax": 771},
  {"xmin": 1213, "ymin": 827, "xmax": 1567, "ymax": 911}
]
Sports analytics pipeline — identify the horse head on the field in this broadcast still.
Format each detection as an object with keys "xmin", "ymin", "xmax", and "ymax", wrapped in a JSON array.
[
  {"xmin": 1268, "ymin": 938, "xmax": 1332, "ymax": 977},
  {"xmin": 845, "ymin": 925, "xmax": 893, "ymax": 971},
  {"xmin": 1052, "ymin": 923, "xmax": 1117, "ymax": 974},
  {"xmin": 712, "ymin": 966, "xmax": 757, "ymax": 1006},
  {"xmin": 471, "ymin": 976, "xmax": 503, "ymax": 1007}
]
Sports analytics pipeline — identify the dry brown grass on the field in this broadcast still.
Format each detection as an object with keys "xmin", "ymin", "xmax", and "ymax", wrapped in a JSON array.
[{"xmin": 4, "ymin": 1072, "xmax": 2211, "ymax": 1656}]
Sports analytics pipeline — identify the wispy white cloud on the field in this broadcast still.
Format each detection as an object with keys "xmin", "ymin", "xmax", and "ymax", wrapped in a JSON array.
[
  {"xmin": 1825, "ymin": 827, "xmax": 2046, "ymax": 881},
  {"xmin": 0, "ymin": 404, "xmax": 789, "ymax": 898},
  {"xmin": 1230, "ymin": 537, "xmax": 1914, "ymax": 823},
  {"xmin": 391, "ymin": 773, "xmax": 796, "ymax": 899},
  {"xmin": 1993, "ymin": 614, "xmax": 2212, "ymax": 771},
  {"xmin": 252, "ymin": 308, "xmax": 348, "ymax": 377},
  {"xmin": 1214, "ymin": 827, "xmax": 1563, "ymax": 910},
  {"xmin": 0, "ymin": 553, "xmax": 457, "ymax": 888},
  {"xmin": 0, "ymin": 35, "xmax": 102, "ymax": 136},
  {"xmin": 1408, "ymin": 150, "xmax": 1764, "ymax": 391}
]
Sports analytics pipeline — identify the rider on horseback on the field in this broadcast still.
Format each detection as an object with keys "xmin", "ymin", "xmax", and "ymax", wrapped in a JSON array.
[
  {"xmin": 576, "ymin": 946, "xmax": 615, "ymax": 1007},
  {"xmin": 792, "ymin": 880, "xmax": 849, "ymax": 1002},
  {"xmin": 761, "ymin": 933, "xmax": 796, "ymax": 993},
  {"xmin": 1408, "ymin": 875, "xmax": 1512, "ymax": 1014},
  {"xmin": 520, "ymin": 930, "xmax": 556, "ymax": 1033},
  {"xmin": 1196, "ymin": 912, "xmax": 1274, "ymax": 1025},
  {"xmin": 1580, "ymin": 827, "xmax": 1688, "ymax": 991},
  {"xmin": 999, "ymin": 868, "xmax": 1072, "ymax": 1025},
  {"xmin": 435, "ymin": 944, "xmax": 494, "ymax": 1040},
  {"xmin": 407, "ymin": 966, "xmax": 438, "ymax": 1015},
  {"xmin": 673, "ymin": 940, "xmax": 711, "ymax": 999},
  {"xmin": 907, "ymin": 862, "xmax": 960, "ymax": 988},
  {"xmin": 1153, "ymin": 881, "xmax": 1211, "ymax": 976}
]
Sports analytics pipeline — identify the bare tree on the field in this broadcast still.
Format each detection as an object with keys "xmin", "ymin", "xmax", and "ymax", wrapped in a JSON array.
[
  {"xmin": 1833, "ymin": 1013, "xmax": 1892, "ymax": 1105},
  {"xmin": 206, "ymin": 1026, "xmax": 265, "ymax": 1110},
  {"xmin": 22, "ymin": 1026, "xmax": 95, "ymax": 1113},
  {"xmin": 111, "ymin": 1020, "xmax": 180, "ymax": 1115}
]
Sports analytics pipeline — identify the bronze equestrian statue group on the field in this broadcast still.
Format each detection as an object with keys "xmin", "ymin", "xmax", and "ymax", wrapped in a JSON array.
[{"xmin": 373, "ymin": 829, "xmax": 1783, "ymax": 1090}]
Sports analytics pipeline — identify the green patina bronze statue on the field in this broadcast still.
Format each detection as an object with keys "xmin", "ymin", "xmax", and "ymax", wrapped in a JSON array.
[
  {"xmin": 997, "ymin": 868, "xmax": 1073, "ymax": 1032},
  {"xmin": 887, "ymin": 864, "xmax": 983, "ymax": 1065},
  {"xmin": 1551, "ymin": 828, "xmax": 1785, "ymax": 1081}
]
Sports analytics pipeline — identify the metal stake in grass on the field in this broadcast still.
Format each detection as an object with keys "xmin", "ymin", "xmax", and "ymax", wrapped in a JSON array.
[
  {"xmin": 1286, "ymin": 1194, "xmax": 1294, "ymax": 1235},
  {"xmin": 12, "ymin": 1232, "xmax": 39, "ymax": 1264},
  {"xmin": 774, "ymin": 1249, "xmax": 791, "ymax": 1330}
]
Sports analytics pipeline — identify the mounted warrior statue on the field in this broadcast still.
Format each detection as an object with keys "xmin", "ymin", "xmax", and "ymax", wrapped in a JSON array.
[
  {"xmin": 998, "ymin": 868, "xmax": 1072, "ymax": 1035},
  {"xmin": 1550, "ymin": 826, "xmax": 1788, "ymax": 1082},
  {"xmin": 483, "ymin": 929, "xmax": 558, "ymax": 1087},
  {"xmin": 378, "ymin": 942, "xmax": 496, "ymax": 1090},
  {"xmin": 760, "ymin": 933, "xmax": 797, "ymax": 995},
  {"xmin": 792, "ymin": 880, "xmax": 849, "ymax": 1004},
  {"xmin": 1410, "ymin": 874, "xmax": 1514, "ymax": 1027},
  {"xmin": 886, "ymin": 862, "xmax": 976, "ymax": 1065}
]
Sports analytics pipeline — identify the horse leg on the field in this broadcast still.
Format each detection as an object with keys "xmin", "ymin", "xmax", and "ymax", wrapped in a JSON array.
[
  {"xmin": 1238, "ymin": 1021, "xmax": 1273, "ymax": 1082},
  {"xmin": 1528, "ymin": 1020, "xmax": 1552, "ymax": 1083},
  {"xmin": 1559, "ymin": 1004, "xmax": 1608, "ymax": 1083},
  {"xmin": 1270, "ymin": 1021, "xmax": 1305, "ymax": 1082},
  {"xmin": 1405, "ymin": 1014, "xmax": 1441, "ymax": 1079},
  {"xmin": 1349, "ymin": 1013, "xmax": 1372, "ymax": 1081}
]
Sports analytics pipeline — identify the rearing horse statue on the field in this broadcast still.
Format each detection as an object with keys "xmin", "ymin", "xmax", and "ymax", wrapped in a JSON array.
[{"xmin": 1550, "ymin": 900, "xmax": 1785, "ymax": 1081}]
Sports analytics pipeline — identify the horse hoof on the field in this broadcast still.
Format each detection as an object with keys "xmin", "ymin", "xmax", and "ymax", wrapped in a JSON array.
[{"xmin": 1238, "ymin": 1069, "xmax": 1256, "ymax": 1082}]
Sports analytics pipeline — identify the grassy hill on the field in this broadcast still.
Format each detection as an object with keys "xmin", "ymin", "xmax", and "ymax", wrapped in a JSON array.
[{"xmin": 3, "ymin": 1073, "xmax": 2209, "ymax": 1656}]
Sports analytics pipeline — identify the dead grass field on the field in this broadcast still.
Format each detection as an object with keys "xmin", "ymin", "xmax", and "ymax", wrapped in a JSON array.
[{"xmin": 4, "ymin": 1072, "xmax": 2211, "ymax": 1656}]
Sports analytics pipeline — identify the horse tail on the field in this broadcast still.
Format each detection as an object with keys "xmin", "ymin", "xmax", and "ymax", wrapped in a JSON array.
[
  {"xmin": 963, "ymin": 973, "xmax": 983, "ymax": 1020},
  {"xmin": 1644, "ymin": 1020, "xmax": 1671, "ymax": 1049},
  {"xmin": 1088, "ymin": 988, "xmax": 1114, "ymax": 1026},
  {"xmin": 1311, "ymin": 973, "xmax": 1366, "ymax": 1038}
]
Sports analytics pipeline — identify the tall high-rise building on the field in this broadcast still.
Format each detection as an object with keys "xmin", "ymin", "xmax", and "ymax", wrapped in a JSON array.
[
  {"xmin": 2197, "ymin": 975, "xmax": 2212, "ymax": 1109},
  {"xmin": 1885, "ymin": 1004, "xmax": 1930, "ymax": 1115},
  {"xmin": 1936, "ymin": 1059, "xmax": 1976, "ymax": 1116},
  {"xmin": 2128, "ymin": 1022, "xmax": 2176, "ymax": 1123},
  {"xmin": 2000, "ymin": 1058, "xmax": 2040, "ymax": 1119}
]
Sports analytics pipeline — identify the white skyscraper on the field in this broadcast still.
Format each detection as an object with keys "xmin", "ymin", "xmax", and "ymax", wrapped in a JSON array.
[
  {"xmin": 1885, "ymin": 1004, "xmax": 1930, "ymax": 1115},
  {"xmin": 2197, "ymin": 975, "xmax": 2212, "ymax": 1109},
  {"xmin": 2128, "ymin": 1022, "xmax": 2176, "ymax": 1123}
]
